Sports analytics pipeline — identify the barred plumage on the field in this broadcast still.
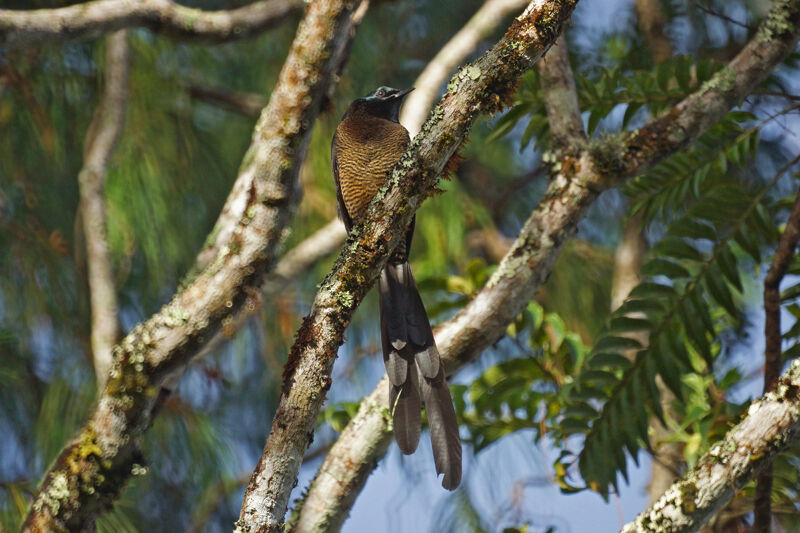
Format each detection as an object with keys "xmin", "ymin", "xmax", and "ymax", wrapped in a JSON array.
[{"xmin": 331, "ymin": 86, "xmax": 462, "ymax": 490}]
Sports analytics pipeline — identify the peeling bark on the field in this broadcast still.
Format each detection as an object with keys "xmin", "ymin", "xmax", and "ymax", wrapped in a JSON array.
[
  {"xmin": 620, "ymin": 359, "xmax": 800, "ymax": 533},
  {"xmin": 291, "ymin": 2, "xmax": 800, "ymax": 530},
  {"xmin": 21, "ymin": 2, "xmax": 366, "ymax": 530},
  {"xmin": 79, "ymin": 30, "xmax": 129, "ymax": 391},
  {"xmin": 0, "ymin": 0, "xmax": 304, "ymax": 51},
  {"xmin": 237, "ymin": 2, "xmax": 581, "ymax": 531}
]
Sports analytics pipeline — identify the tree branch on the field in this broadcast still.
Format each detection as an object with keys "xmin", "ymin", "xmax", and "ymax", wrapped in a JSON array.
[
  {"xmin": 78, "ymin": 30, "xmax": 130, "ymax": 390},
  {"xmin": 21, "ymin": 1, "xmax": 367, "ymax": 530},
  {"xmin": 754, "ymin": 182, "xmax": 800, "ymax": 532},
  {"xmin": 235, "ymin": 2, "xmax": 581, "ymax": 531},
  {"xmin": 536, "ymin": 33, "xmax": 585, "ymax": 147},
  {"xmin": 620, "ymin": 358, "xmax": 800, "ymax": 533},
  {"xmin": 0, "ymin": 0, "xmax": 304, "ymax": 51},
  {"xmin": 195, "ymin": 218, "xmax": 347, "ymax": 361},
  {"xmin": 291, "ymin": 2, "xmax": 800, "ymax": 530},
  {"xmin": 398, "ymin": 0, "xmax": 531, "ymax": 137},
  {"xmin": 635, "ymin": 0, "xmax": 672, "ymax": 63},
  {"xmin": 187, "ymin": 83, "xmax": 268, "ymax": 118}
]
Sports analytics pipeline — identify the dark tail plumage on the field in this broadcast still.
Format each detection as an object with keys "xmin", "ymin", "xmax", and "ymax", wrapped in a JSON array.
[{"xmin": 379, "ymin": 262, "xmax": 462, "ymax": 490}]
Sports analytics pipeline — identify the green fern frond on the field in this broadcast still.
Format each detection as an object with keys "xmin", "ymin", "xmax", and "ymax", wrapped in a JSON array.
[{"xmin": 562, "ymin": 177, "xmax": 784, "ymax": 494}]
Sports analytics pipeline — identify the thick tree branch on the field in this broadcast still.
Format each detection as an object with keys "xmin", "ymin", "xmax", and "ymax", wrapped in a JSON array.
[
  {"xmin": 536, "ymin": 34, "xmax": 585, "ymax": 146},
  {"xmin": 398, "ymin": 0, "xmax": 530, "ymax": 137},
  {"xmin": 21, "ymin": 2, "xmax": 366, "ymax": 531},
  {"xmin": 236, "ymin": 2, "xmax": 581, "ymax": 531},
  {"xmin": 0, "ymin": 0, "xmax": 304, "ymax": 51},
  {"xmin": 291, "ymin": 2, "xmax": 800, "ymax": 530},
  {"xmin": 620, "ymin": 358, "xmax": 800, "ymax": 533},
  {"xmin": 196, "ymin": 218, "xmax": 347, "ymax": 361},
  {"xmin": 79, "ymin": 30, "xmax": 129, "ymax": 390},
  {"xmin": 754, "ymin": 182, "xmax": 800, "ymax": 532}
]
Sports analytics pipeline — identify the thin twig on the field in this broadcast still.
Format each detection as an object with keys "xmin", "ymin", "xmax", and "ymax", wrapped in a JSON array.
[
  {"xmin": 78, "ymin": 30, "xmax": 130, "ymax": 390},
  {"xmin": 187, "ymin": 84, "xmax": 267, "ymax": 118},
  {"xmin": 691, "ymin": 1, "xmax": 755, "ymax": 31},
  {"xmin": 754, "ymin": 171, "xmax": 800, "ymax": 533}
]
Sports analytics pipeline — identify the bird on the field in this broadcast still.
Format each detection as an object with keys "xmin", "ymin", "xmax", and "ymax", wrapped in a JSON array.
[{"xmin": 331, "ymin": 86, "xmax": 462, "ymax": 490}]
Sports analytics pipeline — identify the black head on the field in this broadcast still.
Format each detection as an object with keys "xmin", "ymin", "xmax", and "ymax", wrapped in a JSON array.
[{"xmin": 350, "ymin": 86, "xmax": 414, "ymax": 122}]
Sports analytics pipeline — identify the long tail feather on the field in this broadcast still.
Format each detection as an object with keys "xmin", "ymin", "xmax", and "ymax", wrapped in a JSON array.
[
  {"xmin": 391, "ymin": 363, "xmax": 421, "ymax": 454},
  {"xmin": 420, "ymin": 365, "xmax": 462, "ymax": 490},
  {"xmin": 379, "ymin": 261, "xmax": 461, "ymax": 489}
]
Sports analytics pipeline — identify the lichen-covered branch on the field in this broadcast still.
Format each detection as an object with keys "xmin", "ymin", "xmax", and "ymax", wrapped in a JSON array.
[
  {"xmin": 78, "ymin": 30, "xmax": 129, "ymax": 391},
  {"xmin": 21, "ymin": 2, "xmax": 366, "ymax": 531},
  {"xmin": 196, "ymin": 218, "xmax": 347, "ymax": 361},
  {"xmin": 399, "ymin": 0, "xmax": 530, "ymax": 137},
  {"xmin": 620, "ymin": 359, "xmax": 800, "ymax": 533},
  {"xmin": 0, "ymin": 0, "xmax": 304, "ymax": 51},
  {"xmin": 754, "ymin": 182, "xmax": 800, "ymax": 532},
  {"xmin": 236, "ymin": 2, "xmax": 580, "ymax": 531},
  {"xmin": 291, "ymin": 2, "xmax": 800, "ymax": 530}
]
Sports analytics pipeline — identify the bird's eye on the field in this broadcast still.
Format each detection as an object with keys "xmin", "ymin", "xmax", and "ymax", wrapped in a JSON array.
[{"xmin": 376, "ymin": 89, "xmax": 385, "ymax": 96}]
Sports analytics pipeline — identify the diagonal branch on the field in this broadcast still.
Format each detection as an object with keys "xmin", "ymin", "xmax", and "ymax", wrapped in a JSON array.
[
  {"xmin": 79, "ymin": 30, "xmax": 130, "ymax": 390},
  {"xmin": 620, "ymin": 357, "xmax": 800, "ymax": 533},
  {"xmin": 0, "ymin": 0, "xmax": 304, "ymax": 51},
  {"xmin": 21, "ymin": 1, "xmax": 368, "ymax": 531},
  {"xmin": 754, "ymin": 183, "xmax": 800, "ymax": 532},
  {"xmin": 398, "ymin": 0, "xmax": 531, "ymax": 137},
  {"xmin": 235, "ymin": 2, "xmax": 581, "ymax": 531},
  {"xmin": 291, "ymin": 2, "xmax": 800, "ymax": 530},
  {"xmin": 196, "ymin": 218, "xmax": 347, "ymax": 361},
  {"xmin": 194, "ymin": 0, "xmax": 518, "ymax": 364},
  {"xmin": 187, "ymin": 83, "xmax": 268, "ymax": 118},
  {"xmin": 190, "ymin": 0, "xmax": 371, "ymax": 279}
]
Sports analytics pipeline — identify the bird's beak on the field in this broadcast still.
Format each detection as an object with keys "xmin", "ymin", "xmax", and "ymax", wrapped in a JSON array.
[{"xmin": 394, "ymin": 87, "xmax": 414, "ymax": 99}]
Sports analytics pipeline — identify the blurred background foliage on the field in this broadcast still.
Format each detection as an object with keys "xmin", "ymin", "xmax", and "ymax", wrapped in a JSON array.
[{"xmin": 1, "ymin": 0, "xmax": 800, "ymax": 531}]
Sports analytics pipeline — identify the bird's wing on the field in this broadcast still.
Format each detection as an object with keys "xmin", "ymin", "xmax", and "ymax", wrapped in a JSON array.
[{"xmin": 331, "ymin": 129, "xmax": 353, "ymax": 232}]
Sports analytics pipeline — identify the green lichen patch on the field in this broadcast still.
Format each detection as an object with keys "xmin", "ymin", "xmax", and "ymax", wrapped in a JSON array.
[
  {"xmin": 698, "ymin": 65, "xmax": 736, "ymax": 96},
  {"xmin": 757, "ymin": 0, "xmax": 796, "ymax": 42}
]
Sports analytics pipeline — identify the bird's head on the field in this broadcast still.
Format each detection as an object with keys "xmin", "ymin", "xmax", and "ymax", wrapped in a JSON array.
[{"xmin": 351, "ymin": 86, "xmax": 414, "ymax": 122}]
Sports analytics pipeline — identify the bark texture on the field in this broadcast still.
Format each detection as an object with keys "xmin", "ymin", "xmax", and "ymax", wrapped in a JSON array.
[
  {"xmin": 754, "ymin": 184, "xmax": 800, "ymax": 532},
  {"xmin": 0, "ymin": 0, "xmax": 304, "ymax": 50},
  {"xmin": 236, "ymin": 2, "xmax": 581, "ymax": 531},
  {"xmin": 398, "ymin": 0, "xmax": 530, "ymax": 137},
  {"xmin": 620, "ymin": 359, "xmax": 800, "ymax": 533},
  {"xmin": 537, "ymin": 34, "xmax": 585, "ymax": 146},
  {"xmin": 290, "ymin": 1, "xmax": 800, "ymax": 530},
  {"xmin": 21, "ymin": 1, "xmax": 365, "ymax": 530},
  {"xmin": 78, "ymin": 30, "xmax": 129, "ymax": 390}
]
